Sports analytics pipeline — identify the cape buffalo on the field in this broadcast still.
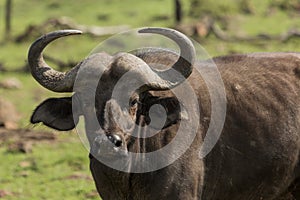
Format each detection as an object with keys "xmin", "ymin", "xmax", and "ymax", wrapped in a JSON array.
[{"xmin": 28, "ymin": 28, "xmax": 300, "ymax": 199}]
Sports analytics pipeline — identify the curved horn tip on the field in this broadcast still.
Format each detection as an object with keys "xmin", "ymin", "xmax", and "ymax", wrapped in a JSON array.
[
  {"xmin": 30, "ymin": 30, "xmax": 83, "ymax": 49},
  {"xmin": 42, "ymin": 29, "xmax": 83, "ymax": 38},
  {"xmin": 57, "ymin": 29, "xmax": 83, "ymax": 35},
  {"xmin": 138, "ymin": 27, "xmax": 173, "ymax": 34},
  {"xmin": 137, "ymin": 27, "xmax": 196, "ymax": 90},
  {"xmin": 137, "ymin": 27, "xmax": 194, "ymax": 50},
  {"xmin": 138, "ymin": 27, "xmax": 188, "ymax": 39},
  {"xmin": 27, "ymin": 29, "xmax": 82, "ymax": 93},
  {"xmin": 137, "ymin": 27, "xmax": 196, "ymax": 61}
]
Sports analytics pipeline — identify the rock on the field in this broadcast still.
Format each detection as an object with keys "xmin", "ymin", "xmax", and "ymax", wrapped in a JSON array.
[
  {"xmin": 0, "ymin": 190, "xmax": 14, "ymax": 198},
  {"xmin": 8, "ymin": 141, "xmax": 33, "ymax": 153},
  {"xmin": 85, "ymin": 190, "xmax": 99, "ymax": 199},
  {"xmin": 0, "ymin": 77, "xmax": 22, "ymax": 89},
  {"xmin": 0, "ymin": 97, "xmax": 20, "ymax": 129},
  {"xmin": 19, "ymin": 160, "xmax": 32, "ymax": 168}
]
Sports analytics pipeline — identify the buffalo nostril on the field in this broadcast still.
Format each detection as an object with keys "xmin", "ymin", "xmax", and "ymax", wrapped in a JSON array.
[{"xmin": 107, "ymin": 134, "xmax": 122, "ymax": 147}]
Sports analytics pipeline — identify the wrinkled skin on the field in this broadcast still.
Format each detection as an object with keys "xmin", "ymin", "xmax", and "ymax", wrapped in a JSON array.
[{"xmin": 30, "ymin": 34, "xmax": 300, "ymax": 199}]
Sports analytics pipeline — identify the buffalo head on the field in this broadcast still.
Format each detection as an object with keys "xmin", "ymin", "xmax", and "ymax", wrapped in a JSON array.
[{"xmin": 29, "ymin": 28, "xmax": 196, "ymax": 163}]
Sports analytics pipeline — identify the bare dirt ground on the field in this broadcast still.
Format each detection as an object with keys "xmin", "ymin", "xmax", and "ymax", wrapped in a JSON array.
[{"xmin": 0, "ymin": 128, "xmax": 56, "ymax": 153}]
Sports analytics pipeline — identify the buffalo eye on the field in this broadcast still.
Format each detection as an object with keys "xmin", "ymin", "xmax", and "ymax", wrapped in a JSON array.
[{"xmin": 129, "ymin": 99, "xmax": 139, "ymax": 108}]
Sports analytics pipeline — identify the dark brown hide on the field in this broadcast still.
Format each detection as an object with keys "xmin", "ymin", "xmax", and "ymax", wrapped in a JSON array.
[
  {"xmin": 89, "ymin": 51, "xmax": 300, "ymax": 200},
  {"xmin": 31, "ymin": 47, "xmax": 300, "ymax": 199}
]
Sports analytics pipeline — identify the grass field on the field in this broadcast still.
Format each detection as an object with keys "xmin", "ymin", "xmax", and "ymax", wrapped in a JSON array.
[{"xmin": 0, "ymin": 0, "xmax": 300, "ymax": 199}]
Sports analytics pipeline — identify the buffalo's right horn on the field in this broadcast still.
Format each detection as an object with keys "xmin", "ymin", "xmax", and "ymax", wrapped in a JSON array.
[
  {"xmin": 28, "ymin": 30, "xmax": 82, "ymax": 92},
  {"xmin": 138, "ymin": 27, "xmax": 195, "ymax": 90}
]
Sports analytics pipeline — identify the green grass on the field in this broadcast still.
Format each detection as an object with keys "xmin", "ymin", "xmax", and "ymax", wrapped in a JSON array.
[
  {"xmin": 0, "ymin": 136, "xmax": 97, "ymax": 200},
  {"xmin": 1, "ymin": 0, "xmax": 300, "ymax": 199},
  {"xmin": 0, "ymin": 0, "xmax": 175, "ymax": 35}
]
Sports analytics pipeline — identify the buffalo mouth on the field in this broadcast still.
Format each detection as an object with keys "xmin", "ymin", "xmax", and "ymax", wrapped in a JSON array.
[{"xmin": 91, "ymin": 134, "xmax": 128, "ymax": 159}]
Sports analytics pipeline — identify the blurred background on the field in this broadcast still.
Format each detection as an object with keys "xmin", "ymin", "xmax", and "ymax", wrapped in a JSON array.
[{"xmin": 0, "ymin": 0, "xmax": 300, "ymax": 199}]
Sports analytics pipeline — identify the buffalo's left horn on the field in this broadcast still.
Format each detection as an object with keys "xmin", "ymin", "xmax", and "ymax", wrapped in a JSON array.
[
  {"xmin": 28, "ymin": 30, "xmax": 82, "ymax": 92},
  {"xmin": 138, "ymin": 27, "xmax": 196, "ymax": 90}
]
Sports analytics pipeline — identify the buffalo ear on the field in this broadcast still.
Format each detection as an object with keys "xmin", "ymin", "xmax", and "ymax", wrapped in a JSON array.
[
  {"xmin": 31, "ymin": 97, "xmax": 80, "ymax": 131},
  {"xmin": 140, "ymin": 92, "xmax": 189, "ymax": 129},
  {"xmin": 155, "ymin": 97, "xmax": 189, "ymax": 128}
]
